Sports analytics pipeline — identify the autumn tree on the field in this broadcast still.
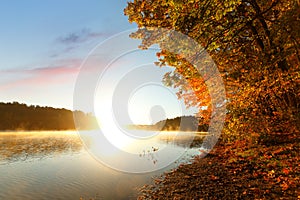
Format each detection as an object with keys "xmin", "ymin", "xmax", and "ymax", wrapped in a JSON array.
[{"xmin": 124, "ymin": 0, "xmax": 300, "ymax": 143}]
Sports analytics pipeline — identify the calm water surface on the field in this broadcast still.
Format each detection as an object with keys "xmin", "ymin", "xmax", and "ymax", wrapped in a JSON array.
[{"xmin": 0, "ymin": 131, "xmax": 206, "ymax": 199}]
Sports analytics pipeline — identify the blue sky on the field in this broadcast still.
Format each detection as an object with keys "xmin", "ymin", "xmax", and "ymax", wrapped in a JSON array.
[
  {"xmin": 0, "ymin": 1, "xmax": 134, "ymax": 106},
  {"xmin": 0, "ymin": 1, "xmax": 198, "ymax": 124},
  {"xmin": 0, "ymin": 1, "xmax": 131, "ymax": 69}
]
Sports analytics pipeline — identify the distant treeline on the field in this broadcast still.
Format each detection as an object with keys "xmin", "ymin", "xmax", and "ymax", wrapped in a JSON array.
[
  {"xmin": 0, "ymin": 102, "xmax": 98, "ymax": 131},
  {"xmin": 128, "ymin": 116, "xmax": 209, "ymax": 132}
]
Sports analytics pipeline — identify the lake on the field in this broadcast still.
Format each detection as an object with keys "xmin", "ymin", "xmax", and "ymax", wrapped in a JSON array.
[{"xmin": 0, "ymin": 130, "xmax": 206, "ymax": 199}]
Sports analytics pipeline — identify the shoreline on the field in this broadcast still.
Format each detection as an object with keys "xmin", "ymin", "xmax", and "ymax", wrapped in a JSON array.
[{"xmin": 138, "ymin": 138, "xmax": 300, "ymax": 199}]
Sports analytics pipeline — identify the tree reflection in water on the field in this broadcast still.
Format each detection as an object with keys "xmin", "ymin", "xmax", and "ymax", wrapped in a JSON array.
[
  {"xmin": 158, "ymin": 132, "xmax": 207, "ymax": 148},
  {"xmin": 0, "ymin": 131, "xmax": 207, "ymax": 165},
  {"xmin": 0, "ymin": 132, "xmax": 83, "ymax": 164}
]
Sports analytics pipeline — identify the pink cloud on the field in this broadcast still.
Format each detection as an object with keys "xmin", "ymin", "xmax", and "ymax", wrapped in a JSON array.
[
  {"xmin": 29, "ymin": 65, "xmax": 80, "ymax": 76},
  {"xmin": 0, "ymin": 59, "xmax": 82, "ymax": 91},
  {"xmin": 0, "ymin": 53, "xmax": 133, "ymax": 92}
]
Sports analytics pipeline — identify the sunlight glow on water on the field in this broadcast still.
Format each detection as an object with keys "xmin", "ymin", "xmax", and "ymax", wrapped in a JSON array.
[
  {"xmin": 0, "ymin": 131, "xmax": 206, "ymax": 199},
  {"xmin": 77, "ymin": 129, "xmax": 207, "ymax": 173}
]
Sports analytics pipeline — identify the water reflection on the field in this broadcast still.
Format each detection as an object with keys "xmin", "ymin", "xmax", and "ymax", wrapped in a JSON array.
[
  {"xmin": 0, "ymin": 131, "xmax": 206, "ymax": 199},
  {"xmin": 0, "ymin": 131, "xmax": 206, "ymax": 165},
  {"xmin": 158, "ymin": 131, "xmax": 207, "ymax": 148},
  {"xmin": 0, "ymin": 132, "xmax": 83, "ymax": 164}
]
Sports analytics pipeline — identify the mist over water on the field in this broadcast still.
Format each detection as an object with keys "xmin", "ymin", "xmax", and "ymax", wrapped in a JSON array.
[{"xmin": 0, "ymin": 131, "xmax": 205, "ymax": 199}]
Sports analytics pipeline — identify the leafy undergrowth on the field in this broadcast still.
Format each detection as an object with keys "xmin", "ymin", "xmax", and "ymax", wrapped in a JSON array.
[{"xmin": 138, "ymin": 136, "xmax": 300, "ymax": 199}]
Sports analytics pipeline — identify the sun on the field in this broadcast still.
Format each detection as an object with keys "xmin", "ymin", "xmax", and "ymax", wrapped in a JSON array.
[{"xmin": 94, "ymin": 95, "xmax": 134, "ymax": 150}]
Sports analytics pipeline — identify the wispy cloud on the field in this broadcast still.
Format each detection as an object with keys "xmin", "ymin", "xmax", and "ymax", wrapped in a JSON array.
[
  {"xmin": 2, "ymin": 58, "xmax": 81, "ymax": 74},
  {"xmin": 28, "ymin": 64, "xmax": 80, "ymax": 76},
  {"xmin": 50, "ymin": 28, "xmax": 110, "ymax": 58},
  {"xmin": 56, "ymin": 28, "xmax": 107, "ymax": 45},
  {"xmin": 0, "ymin": 59, "xmax": 82, "ymax": 91}
]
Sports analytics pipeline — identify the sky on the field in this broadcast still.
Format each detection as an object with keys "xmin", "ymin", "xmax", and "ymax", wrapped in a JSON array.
[{"xmin": 0, "ymin": 0, "xmax": 198, "ymax": 124}]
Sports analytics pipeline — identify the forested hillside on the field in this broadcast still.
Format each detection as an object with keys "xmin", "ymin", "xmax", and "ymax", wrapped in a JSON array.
[
  {"xmin": 125, "ymin": 0, "xmax": 299, "ymax": 198},
  {"xmin": 0, "ymin": 102, "xmax": 97, "ymax": 131},
  {"xmin": 128, "ymin": 116, "xmax": 208, "ymax": 132}
]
